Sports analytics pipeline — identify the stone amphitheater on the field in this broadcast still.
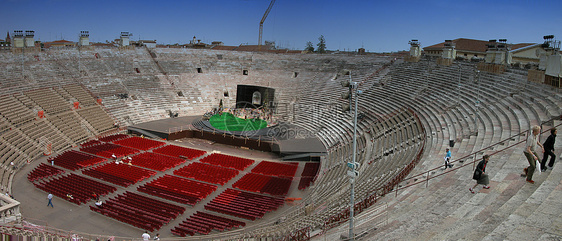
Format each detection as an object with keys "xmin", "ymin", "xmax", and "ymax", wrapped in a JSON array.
[{"xmin": 0, "ymin": 47, "xmax": 561, "ymax": 241}]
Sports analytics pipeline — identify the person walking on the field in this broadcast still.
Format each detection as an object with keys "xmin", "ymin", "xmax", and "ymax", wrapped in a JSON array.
[
  {"xmin": 541, "ymin": 128, "xmax": 557, "ymax": 171},
  {"xmin": 142, "ymin": 231, "xmax": 150, "ymax": 241},
  {"xmin": 470, "ymin": 155, "xmax": 491, "ymax": 193},
  {"xmin": 47, "ymin": 193, "xmax": 54, "ymax": 208},
  {"xmin": 444, "ymin": 147, "xmax": 454, "ymax": 169},
  {"xmin": 523, "ymin": 125, "xmax": 544, "ymax": 184}
]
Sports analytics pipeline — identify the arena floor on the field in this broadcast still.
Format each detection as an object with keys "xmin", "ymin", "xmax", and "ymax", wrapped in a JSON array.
[{"xmin": 13, "ymin": 136, "xmax": 309, "ymax": 239}]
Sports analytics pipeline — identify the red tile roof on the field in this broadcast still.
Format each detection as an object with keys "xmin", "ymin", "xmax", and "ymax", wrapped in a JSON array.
[
  {"xmin": 212, "ymin": 45, "xmax": 237, "ymax": 51},
  {"xmin": 235, "ymin": 45, "xmax": 265, "ymax": 52},
  {"xmin": 43, "ymin": 40, "xmax": 76, "ymax": 48},
  {"xmin": 50, "ymin": 40, "xmax": 74, "ymax": 44},
  {"xmin": 423, "ymin": 38, "xmax": 489, "ymax": 53},
  {"xmin": 424, "ymin": 38, "xmax": 538, "ymax": 53}
]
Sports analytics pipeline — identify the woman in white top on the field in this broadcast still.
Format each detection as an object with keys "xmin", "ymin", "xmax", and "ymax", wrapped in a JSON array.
[{"xmin": 523, "ymin": 125, "xmax": 544, "ymax": 184}]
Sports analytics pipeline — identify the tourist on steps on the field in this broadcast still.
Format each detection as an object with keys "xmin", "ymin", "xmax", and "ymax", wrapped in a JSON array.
[
  {"xmin": 523, "ymin": 125, "xmax": 544, "ymax": 184},
  {"xmin": 470, "ymin": 155, "xmax": 491, "ymax": 193},
  {"xmin": 541, "ymin": 128, "xmax": 557, "ymax": 172}
]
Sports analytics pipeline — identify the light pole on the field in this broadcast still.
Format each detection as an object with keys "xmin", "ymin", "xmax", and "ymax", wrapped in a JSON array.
[{"xmin": 341, "ymin": 72, "xmax": 360, "ymax": 240}]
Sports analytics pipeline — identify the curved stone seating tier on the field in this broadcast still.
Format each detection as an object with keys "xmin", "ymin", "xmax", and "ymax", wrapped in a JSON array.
[
  {"xmin": 61, "ymin": 84, "xmax": 98, "ymax": 107},
  {"xmin": 24, "ymin": 88, "xmax": 71, "ymax": 115},
  {"xmin": 0, "ymin": 94, "xmax": 37, "ymax": 127},
  {"xmin": 47, "ymin": 111, "xmax": 90, "ymax": 144},
  {"xmin": 76, "ymin": 105, "xmax": 116, "ymax": 134}
]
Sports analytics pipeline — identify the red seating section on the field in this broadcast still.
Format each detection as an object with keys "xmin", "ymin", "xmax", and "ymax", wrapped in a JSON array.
[
  {"xmin": 204, "ymin": 188, "xmax": 284, "ymax": 220},
  {"xmin": 28, "ymin": 132, "xmax": 304, "ymax": 236},
  {"xmin": 27, "ymin": 163, "xmax": 65, "ymax": 182},
  {"xmin": 171, "ymin": 211, "xmax": 245, "ymax": 236},
  {"xmin": 83, "ymin": 162, "xmax": 156, "ymax": 187},
  {"xmin": 138, "ymin": 175, "xmax": 217, "ymax": 205},
  {"xmin": 49, "ymin": 150, "xmax": 105, "ymax": 171},
  {"xmin": 174, "ymin": 162, "xmax": 239, "ymax": 186},
  {"xmin": 199, "ymin": 153, "xmax": 254, "ymax": 171},
  {"xmin": 98, "ymin": 134, "xmax": 130, "ymax": 142},
  {"xmin": 113, "ymin": 136, "xmax": 165, "ymax": 151},
  {"xmin": 152, "ymin": 145, "xmax": 206, "ymax": 160},
  {"xmin": 232, "ymin": 173, "xmax": 292, "ymax": 196},
  {"xmin": 90, "ymin": 191, "xmax": 185, "ymax": 232},
  {"xmin": 80, "ymin": 143, "xmax": 139, "ymax": 158},
  {"xmin": 251, "ymin": 161, "xmax": 298, "ymax": 178},
  {"xmin": 33, "ymin": 173, "xmax": 116, "ymax": 205},
  {"xmin": 129, "ymin": 152, "xmax": 186, "ymax": 171},
  {"xmin": 298, "ymin": 162, "xmax": 320, "ymax": 190}
]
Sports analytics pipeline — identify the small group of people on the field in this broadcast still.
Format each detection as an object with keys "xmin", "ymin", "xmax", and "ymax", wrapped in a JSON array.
[
  {"xmin": 142, "ymin": 231, "xmax": 159, "ymax": 240},
  {"xmin": 93, "ymin": 192, "xmax": 103, "ymax": 207},
  {"xmin": 112, "ymin": 154, "xmax": 133, "ymax": 165},
  {"xmin": 522, "ymin": 126, "xmax": 557, "ymax": 184},
  {"xmin": 442, "ymin": 125, "xmax": 557, "ymax": 193}
]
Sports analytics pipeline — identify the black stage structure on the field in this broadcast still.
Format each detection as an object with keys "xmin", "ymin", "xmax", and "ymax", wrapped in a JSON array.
[{"xmin": 127, "ymin": 116, "xmax": 326, "ymax": 161}]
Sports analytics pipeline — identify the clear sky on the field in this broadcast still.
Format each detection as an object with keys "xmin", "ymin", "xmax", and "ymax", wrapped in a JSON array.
[{"xmin": 1, "ymin": 0, "xmax": 561, "ymax": 52}]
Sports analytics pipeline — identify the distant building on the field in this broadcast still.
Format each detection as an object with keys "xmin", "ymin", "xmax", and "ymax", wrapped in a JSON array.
[
  {"xmin": 1, "ymin": 32, "xmax": 11, "ymax": 50},
  {"xmin": 79, "ymin": 31, "xmax": 90, "ymax": 46},
  {"xmin": 44, "ymin": 40, "xmax": 75, "ymax": 48},
  {"xmin": 510, "ymin": 43, "xmax": 546, "ymax": 65},
  {"xmin": 423, "ymin": 38, "xmax": 542, "ymax": 65},
  {"xmin": 0, "ymin": 38, "xmax": 9, "ymax": 50},
  {"xmin": 424, "ymin": 38, "xmax": 488, "ymax": 60},
  {"xmin": 139, "ymin": 40, "xmax": 157, "ymax": 48}
]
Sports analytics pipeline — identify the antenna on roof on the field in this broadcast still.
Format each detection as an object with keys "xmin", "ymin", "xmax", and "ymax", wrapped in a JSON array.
[{"xmin": 542, "ymin": 35, "xmax": 560, "ymax": 51}]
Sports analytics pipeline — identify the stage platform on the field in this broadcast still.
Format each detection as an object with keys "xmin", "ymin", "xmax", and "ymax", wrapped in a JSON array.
[{"xmin": 127, "ymin": 116, "xmax": 326, "ymax": 160}]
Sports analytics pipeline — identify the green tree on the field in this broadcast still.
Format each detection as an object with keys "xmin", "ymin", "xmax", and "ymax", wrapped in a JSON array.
[
  {"xmin": 317, "ymin": 35, "xmax": 326, "ymax": 54},
  {"xmin": 305, "ymin": 41, "xmax": 315, "ymax": 52}
]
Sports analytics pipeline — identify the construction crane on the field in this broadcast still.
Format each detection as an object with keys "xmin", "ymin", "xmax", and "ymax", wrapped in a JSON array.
[{"xmin": 258, "ymin": 0, "xmax": 276, "ymax": 51}]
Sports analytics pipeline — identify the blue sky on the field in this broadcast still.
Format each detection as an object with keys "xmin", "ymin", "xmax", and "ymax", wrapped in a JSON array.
[{"xmin": 1, "ymin": 0, "xmax": 561, "ymax": 52}]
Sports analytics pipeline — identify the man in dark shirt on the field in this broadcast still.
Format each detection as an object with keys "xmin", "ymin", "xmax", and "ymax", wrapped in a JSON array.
[{"xmin": 541, "ymin": 128, "xmax": 557, "ymax": 171}]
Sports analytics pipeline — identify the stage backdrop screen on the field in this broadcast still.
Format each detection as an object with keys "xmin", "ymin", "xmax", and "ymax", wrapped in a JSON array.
[{"xmin": 236, "ymin": 85, "xmax": 275, "ymax": 109}]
